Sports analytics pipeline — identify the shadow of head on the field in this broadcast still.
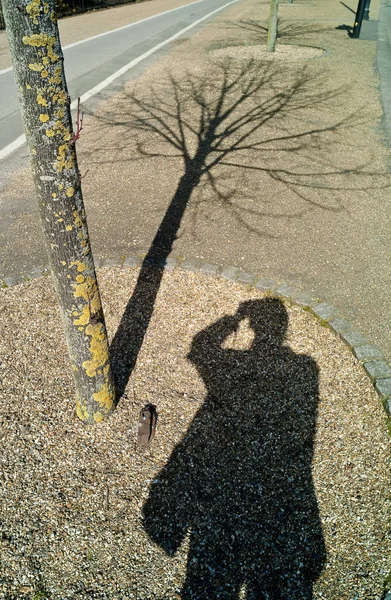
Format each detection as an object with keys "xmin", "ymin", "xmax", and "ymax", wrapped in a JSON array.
[{"xmin": 236, "ymin": 297, "xmax": 289, "ymax": 347}]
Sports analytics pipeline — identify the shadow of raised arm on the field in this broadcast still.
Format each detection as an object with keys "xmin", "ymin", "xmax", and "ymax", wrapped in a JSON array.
[{"xmin": 143, "ymin": 298, "xmax": 326, "ymax": 598}]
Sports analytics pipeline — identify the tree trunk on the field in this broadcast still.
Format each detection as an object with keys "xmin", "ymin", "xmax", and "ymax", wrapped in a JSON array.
[
  {"xmin": 3, "ymin": 0, "xmax": 116, "ymax": 424},
  {"xmin": 267, "ymin": 0, "xmax": 279, "ymax": 52}
]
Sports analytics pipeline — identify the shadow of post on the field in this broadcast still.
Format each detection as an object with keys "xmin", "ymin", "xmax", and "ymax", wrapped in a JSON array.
[
  {"xmin": 143, "ymin": 298, "xmax": 326, "ymax": 599},
  {"xmin": 100, "ymin": 58, "xmax": 384, "ymax": 400}
]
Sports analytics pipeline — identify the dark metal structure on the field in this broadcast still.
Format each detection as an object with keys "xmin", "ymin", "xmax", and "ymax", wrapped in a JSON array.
[
  {"xmin": 363, "ymin": 0, "xmax": 371, "ymax": 20},
  {"xmin": 352, "ymin": 0, "xmax": 372, "ymax": 37},
  {"xmin": 0, "ymin": 0, "xmax": 138, "ymax": 30}
]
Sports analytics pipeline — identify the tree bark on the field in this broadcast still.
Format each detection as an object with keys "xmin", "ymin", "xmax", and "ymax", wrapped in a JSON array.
[
  {"xmin": 3, "ymin": 0, "xmax": 116, "ymax": 423},
  {"xmin": 267, "ymin": 0, "xmax": 279, "ymax": 52}
]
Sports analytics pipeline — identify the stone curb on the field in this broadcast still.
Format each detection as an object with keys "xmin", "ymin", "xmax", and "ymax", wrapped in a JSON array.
[{"xmin": 2, "ymin": 254, "xmax": 391, "ymax": 423}]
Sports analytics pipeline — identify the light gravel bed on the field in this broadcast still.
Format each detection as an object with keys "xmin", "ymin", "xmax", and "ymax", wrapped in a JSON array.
[
  {"xmin": 210, "ymin": 44, "xmax": 327, "ymax": 61},
  {"xmin": 0, "ymin": 267, "xmax": 390, "ymax": 599}
]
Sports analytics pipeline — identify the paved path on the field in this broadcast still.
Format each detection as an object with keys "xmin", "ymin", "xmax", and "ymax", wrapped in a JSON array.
[
  {"xmin": 377, "ymin": 0, "xmax": 391, "ymax": 149},
  {"xmin": 0, "ymin": 0, "xmax": 238, "ymax": 158}
]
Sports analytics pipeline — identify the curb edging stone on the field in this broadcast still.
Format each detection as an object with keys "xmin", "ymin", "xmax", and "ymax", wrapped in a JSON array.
[{"xmin": 2, "ymin": 254, "xmax": 391, "ymax": 422}]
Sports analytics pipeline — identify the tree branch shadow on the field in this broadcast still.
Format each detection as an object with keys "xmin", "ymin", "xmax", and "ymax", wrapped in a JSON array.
[
  {"xmin": 87, "ymin": 57, "xmax": 387, "ymax": 400},
  {"xmin": 227, "ymin": 18, "xmax": 331, "ymax": 42},
  {"xmin": 340, "ymin": 1, "xmax": 356, "ymax": 15}
]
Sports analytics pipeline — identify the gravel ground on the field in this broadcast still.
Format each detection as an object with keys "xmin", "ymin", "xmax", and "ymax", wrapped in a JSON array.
[
  {"xmin": 0, "ymin": 267, "xmax": 390, "ymax": 599},
  {"xmin": 211, "ymin": 44, "xmax": 327, "ymax": 60}
]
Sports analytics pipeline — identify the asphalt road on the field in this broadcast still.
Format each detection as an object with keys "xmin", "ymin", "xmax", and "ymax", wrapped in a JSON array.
[{"xmin": 0, "ymin": 0, "xmax": 237, "ymax": 158}]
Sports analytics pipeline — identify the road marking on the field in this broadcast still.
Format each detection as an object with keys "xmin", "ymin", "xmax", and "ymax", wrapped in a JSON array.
[
  {"xmin": 78, "ymin": 0, "xmax": 238, "ymax": 104},
  {"xmin": 0, "ymin": 0, "xmax": 238, "ymax": 161},
  {"xmin": 0, "ymin": 0, "xmax": 210, "ymax": 75},
  {"xmin": 0, "ymin": 134, "xmax": 26, "ymax": 161},
  {"xmin": 63, "ymin": 0, "xmax": 210, "ymax": 50}
]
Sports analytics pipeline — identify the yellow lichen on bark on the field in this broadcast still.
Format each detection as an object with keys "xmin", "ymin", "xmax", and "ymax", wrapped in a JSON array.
[
  {"xmin": 55, "ymin": 143, "xmax": 75, "ymax": 172},
  {"xmin": 82, "ymin": 323, "xmax": 110, "ymax": 378},
  {"xmin": 49, "ymin": 66, "xmax": 62, "ymax": 85},
  {"xmin": 23, "ymin": 16, "xmax": 60, "ymax": 82},
  {"xmin": 73, "ymin": 304, "xmax": 90, "ymax": 326},
  {"xmin": 55, "ymin": 121, "xmax": 71, "ymax": 141},
  {"xmin": 72, "ymin": 274, "xmax": 109, "ymax": 377},
  {"xmin": 22, "ymin": 33, "xmax": 59, "ymax": 64},
  {"xmin": 52, "ymin": 90, "xmax": 68, "ymax": 106},
  {"xmin": 93, "ymin": 382, "xmax": 114, "ymax": 411},
  {"xmin": 76, "ymin": 398, "xmax": 90, "ymax": 421},
  {"xmin": 44, "ymin": 119, "xmax": 71, "ymax": 142},
  {"xmin": 29, "ymin": 63, "xmax": 44, "ymax": 71},
  {"xmin": 73, "ymin": 274, "xmax": 101, "ymax": 310},
  {"xmin": 26, "ymin": 0, "xmax": 41, "ymax": 24},
  {"xmin": 37, "ymin": 93, "xmax": 48, "ymax": 106}
]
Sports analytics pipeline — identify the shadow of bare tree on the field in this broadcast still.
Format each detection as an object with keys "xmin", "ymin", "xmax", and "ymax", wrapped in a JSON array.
[
  {"xmin": 228, "ymin": 18, "xmax": 331, "ymax": 43},
  {"xmin": 87, "ymin": 57, "xmax": 384, "ymax": 399}
]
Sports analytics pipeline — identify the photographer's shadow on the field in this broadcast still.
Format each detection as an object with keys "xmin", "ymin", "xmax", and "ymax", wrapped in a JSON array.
[{"xmin": 143, "ymin": 298, "xmax": 326, "ymax": 599}]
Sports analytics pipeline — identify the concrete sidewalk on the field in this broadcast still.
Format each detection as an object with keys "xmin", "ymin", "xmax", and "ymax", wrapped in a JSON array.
[{"xmin": 377, "ymin": 0, "xmax": 391, "ymax": 150}]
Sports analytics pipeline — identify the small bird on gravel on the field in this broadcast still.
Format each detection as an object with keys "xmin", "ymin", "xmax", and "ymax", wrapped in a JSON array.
[{"xmin": 138, "ymin": 404, "xmax": 157, "ymax": 447}]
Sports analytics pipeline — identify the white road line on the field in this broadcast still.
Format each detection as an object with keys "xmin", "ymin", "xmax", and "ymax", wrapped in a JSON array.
[
  {"xmin": 0, "ymin": 0, "xmax": 209, "ymax": 75},
  {"xmin": 0, "ymin": 66, "xmax": 13, "ymax": 75},
  {"xmin": 63, "ymin": 0, "xmax": 209, "ymax": 50},
  {"xmin": 0, "ymin": 0, "xmax": 238, "ymax": 161},
  {"xmin": 78, "ymin": 0, "xmax": 238, "ymax": 104},
  {"xmin": 0, "ymin": 134, "xmax": 26, "ymax": 160}
]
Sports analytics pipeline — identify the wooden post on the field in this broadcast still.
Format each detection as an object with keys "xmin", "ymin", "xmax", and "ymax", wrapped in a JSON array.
[{"xmin": 2, "ymin": 0, "xmax": 116, "ymax": 423}]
